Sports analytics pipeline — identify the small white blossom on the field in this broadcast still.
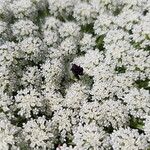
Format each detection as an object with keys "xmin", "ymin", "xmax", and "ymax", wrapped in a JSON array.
[
  {"xmin": 0, "ymin": 0, "xmax": 149, "ymax": 149},
  {"xmin": 65, "ymin": 82, "xmax": 89, "ymax": 109},
  {"xmin": 12, "ymin": 20, "xmax": 39, "ymax": 40},
  {"xmin": 131, "ymin": 12, "xmax": 150, "ymax": 48},
  {"xmin": 43, "ymin": 30, "xmax": 59, "ymax": 47},
  {"xmin": 59, "ymin": 37, "xmax": 77, "ymax": 56},
  {"xmin": 0, "ymin": 21, "xmax": 9, "ymax": 40},
  {"xmin": 43, "ymin": 87, "xmax": 64, "ymax": 112},
  {"xmin": 94, "ymin": 13, "xmax": 115, "ymax": 35},
  {"xmin": 0, "ymin": 113, "xmax": 20, "ymax": 150},
  {"xmin": 48, "ymin": 0, "xmax": 77, "ymax": 17},
  {"xmin": 79, "ymin": 101, "xmax": 101, "ymax": 124},
  {"xmin": 73, "ymin": 121, "xmax": 110, "ymax": 150},
  {"xmin": 115, "ymin": 9, "xmax": 141, "ymax": 30},
  {"xmin": 80, "ymin": 33, "xmax": 96, "ymax": 52},
  {"xmin": 52, "ymin": 108, "xmax": 75, "ymax": 139},
  {"xmin": 10, "ymin": 0, "xmax": 37, "ymax": 19},
  {"xmin": 73, "ymin": 49, "xmax": 104, "ymax": 76},
  {"xmin": 0, "ymin": 0, "xmax": 11, "ymax": 20},
  {"xmin": 41, "ymin": 58, "xmax": 64, "ymax": 88},
  {"xmin": 59, "ymin": 22, "xmax": 81, "ymax": 39},
  {"xmin": 21, "ymin": 66, "xmax": 42, "ymax": 89},
  {"xmin": 144, "ymin": 116, "xmax": 150, "ymax": 142},
  {"xmin": 98, "ymin": 99, "xmax": 129, "ymax": 129},
  {"xmin": 110, "ymin": 127, "xmax": 149, "ymax": 150},
  {"xmin": 0, "ymin": 41, "xmax": 19, "ymax": 67},
  {"xmin": 19, "ymin": 37, "xmax": 47, "ymax": 62},
  {"xmin": 42, "ymin": 16, "xmax": 61, "ymax": 31},
  {"xmin": 0, "ymin": 91, "xmax": 12, "ymax": 112},
  {"xmin": 56, "ymin": 143, "xmax": 75, "ymax": 150},
  {"xmin": 23, "ymin": 116, "xmax": 54, "ymax": 150},
  {"xmin": 14, "ymin": 87, "xmax": 43, "ymax": 118},
  {"xmin": 73, "ymin": 2, "xmax": 98, "ymax": 25},
  {"xmin": 123, "ymin": 88, "xmax": 150, "ymax": 118}
]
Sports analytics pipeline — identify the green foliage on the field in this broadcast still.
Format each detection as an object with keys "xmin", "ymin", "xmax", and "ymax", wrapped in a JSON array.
[
  {"xmin": 81, "ymin": 23, "xmax": 94, "ymax": 34},
  {"xmin": 129, "ymin": 116, "xmax": 144, "ymax": 130},
  {"xmin": 96, "ymin": 35, "xmax": 105, "ymax": 51},
  {"xmin": 115, "ymin": 66, "xmax": 126, "ymax": 73},
  {"xmin": 135, "ymin": 78, "xmax": 150, "ymax": 90},
  {"xmin": 36, "ymin": 6, "xmax": 49, "ymax": 27},
  {"xmin": 113, "ymin": 7, "xmax": 122, "ymax": 16},
  {"xmin": 80, "ymin": 74, "xmax": 94, "ymax": 88}
]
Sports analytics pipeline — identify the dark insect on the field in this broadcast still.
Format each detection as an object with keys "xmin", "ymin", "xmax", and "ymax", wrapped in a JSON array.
[
  {"xmin": 71, "ymin": 64, "xmax": 84, "ymax": 79},
  {"xmin": 143, "ymin": 9, "xmax": 148, "ymax": 16}
]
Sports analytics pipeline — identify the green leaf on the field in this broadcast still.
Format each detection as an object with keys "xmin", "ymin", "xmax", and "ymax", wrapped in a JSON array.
[
  {"xmin": 129, "ymin": 116, "xmax": 144, "ymax": 130},
  {"xmin": 96, "ymin": 35, "xmax": 105, "ymax": 51}
]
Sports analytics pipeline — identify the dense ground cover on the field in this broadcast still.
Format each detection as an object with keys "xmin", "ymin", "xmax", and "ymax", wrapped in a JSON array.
[{"xmin": 0, "ymin": 0, "xmax": 150, "ymax": 149}]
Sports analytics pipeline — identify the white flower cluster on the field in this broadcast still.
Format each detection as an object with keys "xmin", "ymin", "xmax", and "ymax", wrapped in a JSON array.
[
  {"xmin": 10, "ymin": 0, "xmax": 37, "ymax": 19},
  {"xmin": 12, "ymin": 19, "xmax": 39, "ymax": 41},
  {"xmin": 14, "ymin": 87, "xmax": 43, "ymax": 118},
  {"xmin": 0, "ymin": 113, "xmax": 20, "ymax": 150},
  {"xmin": 110, "ymin": 127, "xmax": 149, "ymax": 150},
  {"xmin": 0, "ymin": 0, "xmax": 150, "ymax": 149},
  {"xmin": 72, "ymin": 121, "xmax": 110, "ymax": 150},
  {"xmin": 22, "ymin": 116, "xmax": 55, "ymax": 149}
]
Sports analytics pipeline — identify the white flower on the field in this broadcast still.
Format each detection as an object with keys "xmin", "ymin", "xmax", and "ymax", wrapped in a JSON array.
[
  {"xmin": 0, "ymin": 0, "xmax": 11, "ymax": 20},
  {"xmin": 122, "ymin": 0, "xmax": 148, "ymax": 10},
  {"xmin": 47, "ymin": 47, "xmax": 63, "ymax": 59},
  {"xmin": 56, "ymin": 143, "xmax": 75, "ymax": 150},
  {"xmin": 122, "ymin": 49, "xmax": 150, "ymax": 73},
  {"xmin": 65, "ymin": 82, "xmax": 89, "ymax": 109},
  {"xmin": 43, "ymin": 30, "xmax": 59, "ymax": 47},
  {"xmin": 0, "ymin": 113, "xmax": 20, "ymax": 150},
  {"xmin": 144, "ymin": 116, "xmax": 150, "ymax": 142},
  {"xmin": 115, "ymin": 9, "xmax": 141, "ymax": 30},
  {"xmin": 123, "ymin": 88, "xmax": 150, "ymax": 118},
  {"xmin": 21, "ymin": 66, "xmax": 42, "ymax": 89},
  {"xmin": 43, "ymin": 87, "xmax": 64, "ymax": 112},
  {"xmin": 0, "ymin": 0, "xmax": 149, "ymax": 149},
  {"xmin": 0, "ymin": 21, "xmax": 9, "ymax": 40},
  {"xmin": 59, "ymin": 22, "xmax": 81, "ymax": 39},
  {"xmin": 72, "ymin": 49, "xmax": 104, "ymax": 76},
  {"xmin": 41, "ymin": 58, "xmax": 64, "ymax": 88},
  {"xmin": 104, "ymin": 38, "xmax": 132, "ymax": 60},
  {"xmin": 23, "ymin": 116, "xmax": 54, "ymax": 150},
  {"xmin": 59, "ymin": 37, "xmax": 77, "ymax": 56},
  {"xmin": 73, "ymin": 2, "xmax": 98, "ymax": 25},
  {"xmin": 0, "ymin": 42, "xmax": 22, "ymax": 94},
  {"xmin": 0, "ymin": 91, "xmax": 12, "ymax": 112},
  {"xmin": 80, "ymin": 33, "xmax": 96, "ymax": 52},
  {"xmin": 10, "ymin": 0, "xmax": 37, "ymax": 19},
  {"xmin": 110, "ymin": 127, "xmax": 149, "ymax": 150},
  {"xmin": 0, "ymin": 66, "xmax": 10, "ymax": 94},
  {"xmin": 94, "ymin": 13, "xmax": 115, "ymax": 35},
  {"xmin": 42, "ymin": 16, "xmax": 61, "ymax": 31},
  {"xmin": 48, "ymin": 0, "xmax": 77, "ymax": 17},
  {"xmin": 73, "ymin": 121, "xmax": 110, "ymax": 150},
  {"xmin": 14, "ymin": 87, "xmax": 43, "ymax": 118},
  {"xmin": 104, "ymin": 29, "xmax": 130, "ymax": 45},
  {"xmin": 19, "ymin": 37, "xmax": 47, "ymax": 62},
  {"xmin": 51, "ymin": 107, "xmax": 74, "ymax": 138},
  {"xmin": 131, "ymin": 12, "xmax": 150, "ymax": 48},
  {"xmin": 91, "ymin": 70, "xmax": 134, "ymax": 99},
  {"xmin": 12, "ymin": 20, "xmax": 39, "ymax": 40},
  {"xmin": 0, "ymin": 41, "xmax": 19, "ymax": 67},
  {"xmin": 98, "ymin": 99, "xmax": 129, "ymax": 129},
  {"xmin": 79, "ymin": 101, "xmax": 101, "ymax": 124}
]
